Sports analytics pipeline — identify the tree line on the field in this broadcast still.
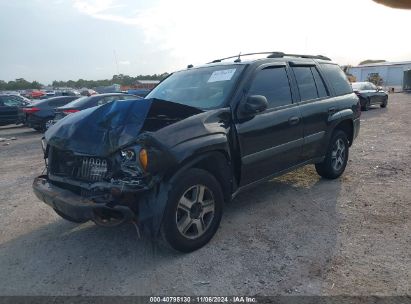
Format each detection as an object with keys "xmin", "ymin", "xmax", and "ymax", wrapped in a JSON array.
[
  {"xmin": 0, "ymin": 73, "xmax": 169, "ymax": 91},
  {"xmin": 0, "ymin": 78, "xmax": 42, "ymax": 91}
]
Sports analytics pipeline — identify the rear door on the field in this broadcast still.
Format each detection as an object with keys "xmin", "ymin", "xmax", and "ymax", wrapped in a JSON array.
[
  {"xmin": 235, "ymin": 64, "xmax": 304, "ymax": 186},
  {"xmin": 289, "ymin": 63, "xmax": 336, "ymax": 160},
  {"xmin": 303, "ymin": 63, "xmax": 354, "ymax": 158}
]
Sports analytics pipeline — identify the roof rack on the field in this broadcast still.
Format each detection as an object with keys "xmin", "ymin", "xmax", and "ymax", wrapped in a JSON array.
[{"xmin": 207, "ymin": 52, "xmax": 331, "ymax": 63}]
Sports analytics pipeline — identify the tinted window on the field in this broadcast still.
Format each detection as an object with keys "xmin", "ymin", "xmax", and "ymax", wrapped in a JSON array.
[
  {"xmin": 0, "ymin": 96, "xmax": 24, "ymax": 106},
  {"xmin": 320, "ymin": 64, "xmax": 352, "ymax": 96},
  {"xmin": 248, "ymin": 67, "xmax": 292, "ymax": 108},
  {"xmin": 48, "ymin": 97, "xmax": 77, "ymax": 107},
  {"xmin": 311, "ymin": 67, "xmax": 329, "ymax": 98},
  {"xmin": 292, "ymin": 67, "xmax": 318, "ymax": 101}
]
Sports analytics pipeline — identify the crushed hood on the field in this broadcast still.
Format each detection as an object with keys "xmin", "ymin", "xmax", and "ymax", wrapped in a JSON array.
[{"xmin": 45, "ymin": 98, "xmax": 203, "ymax": 156}]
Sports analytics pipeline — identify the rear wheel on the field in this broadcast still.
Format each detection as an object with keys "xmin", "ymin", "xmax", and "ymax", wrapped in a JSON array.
[
  {"xmin": 161, "ymin": 168, "xmax": 223, "ymax": 252},
  {"xmin": 315, "ymin": 130, "xmax": 349, "ymax": 179}
]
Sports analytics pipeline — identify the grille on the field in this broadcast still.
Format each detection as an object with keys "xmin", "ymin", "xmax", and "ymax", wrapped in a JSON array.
[
  {"xmin": 50, "ymin": 148, "xmax": 109, "ymax": 182},
  {"xmin": 78, "ymin": 157, "xmax": 108, "ymax": 181}
]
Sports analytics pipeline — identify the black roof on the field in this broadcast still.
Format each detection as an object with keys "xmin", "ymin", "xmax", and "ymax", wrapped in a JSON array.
[{"xmin": 184, "ymin": 52, "xmax": 334, "ymax": 72}]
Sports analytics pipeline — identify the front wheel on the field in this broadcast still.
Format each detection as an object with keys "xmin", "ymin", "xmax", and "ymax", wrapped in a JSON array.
[
  {"xmin": 315, "ymin": 130, "xmax": 349, "ymax": 179},
  {"xmin": 161, "ymin": 168, "xmax": 223, "ymax": 252}
]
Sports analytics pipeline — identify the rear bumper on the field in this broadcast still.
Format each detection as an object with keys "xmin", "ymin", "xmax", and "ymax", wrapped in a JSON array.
[{"xmin": 33, "ymin": 176, "xmax": 135, "ymax": 225}]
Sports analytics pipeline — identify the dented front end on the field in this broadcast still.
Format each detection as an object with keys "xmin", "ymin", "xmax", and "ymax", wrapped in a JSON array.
[
  {"xmin": 32, "ymin": 98, "xmax": 196, "ymax": 229},
  {"xmin": 34, "ymin": 137, "xmax": 173, "ymax": 229}
]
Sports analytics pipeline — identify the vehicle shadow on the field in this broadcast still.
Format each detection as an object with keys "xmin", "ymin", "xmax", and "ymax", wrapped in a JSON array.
[{"xmin": 0, "ymin": 166, "xmax": 341, "ymax": 295}]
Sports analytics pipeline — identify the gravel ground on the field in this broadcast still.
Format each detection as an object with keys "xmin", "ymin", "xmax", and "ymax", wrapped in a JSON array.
[{"xmin": 0, "ymin": 93, "xmax": 409, "ymax": 296}]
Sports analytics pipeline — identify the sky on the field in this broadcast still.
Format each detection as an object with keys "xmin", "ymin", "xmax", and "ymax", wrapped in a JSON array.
[{"xmin": 0, "ymin": 0, "xmax": 410, "ymax": 84}]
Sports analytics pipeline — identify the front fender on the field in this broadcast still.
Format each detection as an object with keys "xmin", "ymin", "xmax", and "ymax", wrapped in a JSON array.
[{"xmin": 171, "ymin": 133, "xmax": 230, "ymax": 164}]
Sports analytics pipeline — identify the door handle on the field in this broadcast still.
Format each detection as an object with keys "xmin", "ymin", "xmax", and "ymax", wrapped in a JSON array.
[
  {"xmin": 328, "ymin": 107, "xmax": 336, "ymax": 114},
  {"xmin": 288, "ymin": 116, "xmax": 300, "ymax": 125}
]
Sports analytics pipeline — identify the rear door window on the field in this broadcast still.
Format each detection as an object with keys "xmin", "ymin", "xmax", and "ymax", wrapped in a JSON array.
[
  {"xmin": 292, "ymin": 67, "xmax": 318, "ymax": 101},
  {"xmin": 248, "ymin": 67, "xmax": 293, "ymax": 109},
  {"xmin": 320, "ymin": 64, "xmax": 352, "ymax": 96},
  {"xmin": 311, "ymin": 67, "xmax": 329, "ymax": 98}
]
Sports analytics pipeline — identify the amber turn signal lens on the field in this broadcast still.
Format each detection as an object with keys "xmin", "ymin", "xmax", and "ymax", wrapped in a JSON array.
[{"xmin": 139, "ymin": 149, "xmax": 148, "ymax": 171}]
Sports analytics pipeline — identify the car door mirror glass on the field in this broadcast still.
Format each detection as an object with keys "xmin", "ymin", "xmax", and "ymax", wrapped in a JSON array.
[{"xmin": 242, "ymin": 95, "xmax": 268, "ymax": 115}]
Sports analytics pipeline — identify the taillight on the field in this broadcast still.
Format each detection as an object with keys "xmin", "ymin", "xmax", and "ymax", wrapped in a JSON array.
[
  {"xmin": 63, "ymin": 109, "xmax": 79, "ymax": 115},
  {"xmin": 22, "ymin": 107, "xmax": 40, "ymax": 114}
]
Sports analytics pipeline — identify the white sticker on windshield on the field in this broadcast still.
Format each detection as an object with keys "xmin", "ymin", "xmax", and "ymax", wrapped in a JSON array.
[{"xmin": 207, "ymin": 69, "xmax": 236, "ymax": 83}]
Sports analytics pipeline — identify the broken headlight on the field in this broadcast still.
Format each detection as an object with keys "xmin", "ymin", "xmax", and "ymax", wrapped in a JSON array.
[
  {"xmin": 120, "ymin": 147, "xmax": 149, "ymax": 172},
  {"xmin": 120, "ymin": 149, "xmax": 136, "ymax": 161}
]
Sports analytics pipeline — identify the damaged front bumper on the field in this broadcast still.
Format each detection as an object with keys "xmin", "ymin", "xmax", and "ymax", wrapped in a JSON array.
[{"xmin": 33, "ymin": 175, "xmax": 140, "ymax": 226}]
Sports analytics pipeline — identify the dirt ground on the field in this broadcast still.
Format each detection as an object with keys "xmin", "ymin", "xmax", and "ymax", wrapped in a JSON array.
[{"xmin": 0, "ymin": 93, "xmax": 409, "ymax": 296}]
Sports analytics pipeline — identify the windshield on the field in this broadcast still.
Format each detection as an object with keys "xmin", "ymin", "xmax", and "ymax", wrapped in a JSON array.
[{"xmin": 146, "ymin": 65, "xmax": 245, "ymax": 109}]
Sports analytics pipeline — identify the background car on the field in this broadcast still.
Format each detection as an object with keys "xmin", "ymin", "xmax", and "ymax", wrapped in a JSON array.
[
  {"xmin": 22, "ymin": 96, "xmax": 80, "ymax": 131},
  {"xmin": 0, "ymin": 94, "xmax": 31, "ymax": 126},
  {"xmin": 79, "ymin": 88, "xmax": 97, "ymax": 96},
  {"xmin": 53, "ymin": 93, "xmax": 141, "ymax": 121},
  {"xmin": 351, "ymin": 82, "xmax": 388, "ymax": 111}
]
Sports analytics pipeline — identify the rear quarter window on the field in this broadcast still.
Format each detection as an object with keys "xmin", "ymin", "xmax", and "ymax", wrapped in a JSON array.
[{"xmin": 320, "ymin": 64, "xmax": 352, "ymax": 96}]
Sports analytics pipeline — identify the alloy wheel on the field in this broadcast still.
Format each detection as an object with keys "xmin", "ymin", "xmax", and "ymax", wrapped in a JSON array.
[
  {"xmin": 176, "ymin": 184, "xmax": 215, "ymax": 239},
  {"xmin": 331, "ymin": 138, "xmax": 346, "ymax": 171}
]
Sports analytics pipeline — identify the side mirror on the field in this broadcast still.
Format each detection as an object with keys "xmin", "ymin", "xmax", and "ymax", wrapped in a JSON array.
[
  {"xmin": 377, "ymin": 86, "xmax": 383, "ymax": 92},
  {"xmin": 242, "ymin": 95, "xmax": 268, "ymax": 115}
]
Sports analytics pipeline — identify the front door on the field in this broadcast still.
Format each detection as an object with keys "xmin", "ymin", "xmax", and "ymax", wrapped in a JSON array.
[{"xmin": 235, "ymin": 64, "xmax": 303, "ymax": 186}]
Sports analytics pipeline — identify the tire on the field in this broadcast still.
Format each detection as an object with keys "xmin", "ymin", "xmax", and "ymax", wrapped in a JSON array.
[
  {"xmin": 380, "ymin": 97, "xmax": 388, "ymax": 108},
  {"xmin": 44, "ymin": 119, "xmax": 55, "ymax": 130},
  {"xmin": 361, "ymin": 98, "xmax": 370, "ymax": 111},
  {"xmin": 161, "ymin": 168, "xmax": 223, "ymax": 253},
  {"xmin": 53, "ymin": 208, "xmax": 87, "ymax": 223},
  {"xmin": 315, "ymin": 130, "xmax": 349, "ymax": 179}
]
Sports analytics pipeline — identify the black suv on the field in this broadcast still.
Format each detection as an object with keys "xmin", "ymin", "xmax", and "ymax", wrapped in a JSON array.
[{"xmin": 33, "ymin": 52, "xmax": 360, "ymax": 252}]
